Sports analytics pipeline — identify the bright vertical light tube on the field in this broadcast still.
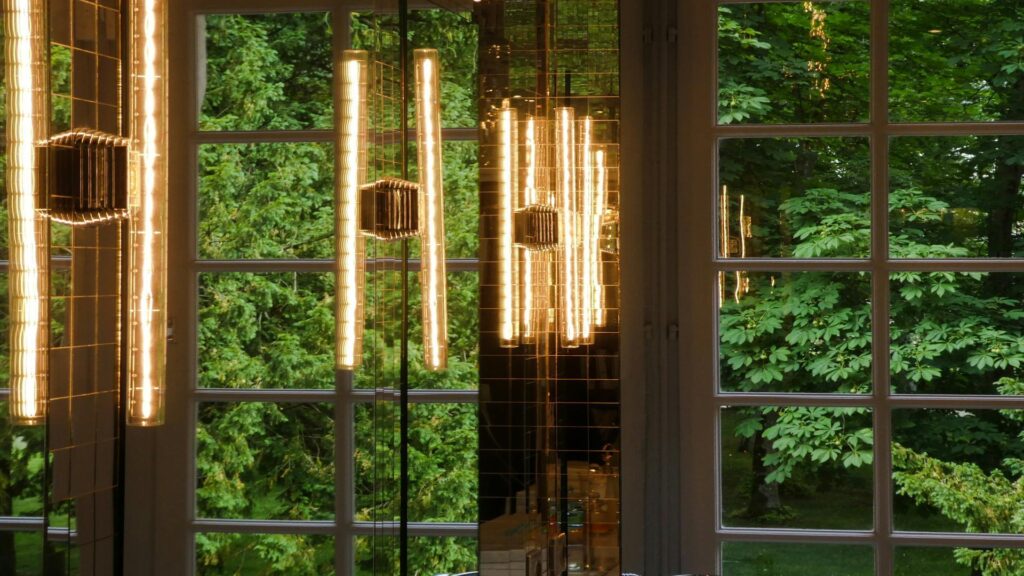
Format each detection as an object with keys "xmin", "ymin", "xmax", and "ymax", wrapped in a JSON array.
[
  {"xmin": 5, "ymin": 0, "xmax": 48, "ymax": 425},
  {"xmin": 556, "ymin": 107, "xmax": 579, "ymax": 348},
  {"xmin": 128, "ymin": 0, "xmax": 167, "ymax": 426},
  {"xmin": 520, "ymin": 115, "xmax": 538, "ymax": 343},
  {"xmin": 594, "ymin": 148, "xmax": 607, "ymax": 328},
  {"xmin": 337, "ymin": 51, "xmax": 369, "ymax": 370},
  {"xmin": 579, "ymin": 116, "xmax": 595, "ymax": 345},
  {"xmin": 415, "ymin": 49, "xmax": 448, "ymax": 371},
  {"xmin": 498, "ymin": 101, "xmax": 519, "ymax": 347}
]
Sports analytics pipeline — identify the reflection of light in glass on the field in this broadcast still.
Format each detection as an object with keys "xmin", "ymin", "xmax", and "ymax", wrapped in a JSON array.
[
  {"xmin": 337, "ymin": 51, "xmax": 368, "ymax": 370},
  {"xmin": 6, "ymin": 0, "xmax": 48, "ymax": 425},
  {"xmin": 556, "ymin": 107, "xmax": 579, "ymax": 348},
  {"xmin": 579, "ymin": 117, "xmax": 595, "ymax": 345},
  {"xmin": 499, "ymin": 101, "xmax": 519, "ymax": 347},
  {"xmin": 719, "ymin": 185, "xmax": 729, "ymax": 308},
  {"xmin": 594, "ymin": 148, "xmax": 607, "ymax": 327},
  {"xmin": 415, "ymin": 49, "xmax": 448, "ymax": 371},
  {"xmin": 129, "ymin": 0, "xmax": 168, "ymax": 426},
  {"xmin": 520, "ymin": 115, "xmax": 537, "ymax": 343}
]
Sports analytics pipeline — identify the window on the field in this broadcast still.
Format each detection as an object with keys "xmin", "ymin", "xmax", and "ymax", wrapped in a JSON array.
[
  {"xmin": 672, "ymin": 0, "xmax": 1024, "ymax": 574},
  {"xmin": 159, "ymin": 2, "xmax": 481, "ymax": 574}
]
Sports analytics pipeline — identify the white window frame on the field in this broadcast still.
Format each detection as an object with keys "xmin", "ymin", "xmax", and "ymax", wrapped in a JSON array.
[
  {"xmin": 666, "ymin": 0, "xmax": 1024, "ymax": 574},
  {"xmin": 135, "ymin": 1, "xmax": 480, "ymax": 574}
]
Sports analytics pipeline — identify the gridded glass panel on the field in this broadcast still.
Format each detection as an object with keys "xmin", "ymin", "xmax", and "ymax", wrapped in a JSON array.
[
  {"xmin": 355, "ymin": 402, "xmax": 477, "ymax": 523},
  {"xmin": 719, "ymin": 272, "xmax": 872, "ymax": 394},
  {"xmin": 890, "ymin": 0, "xmax": 1024, "ymax": 123},
  {"xmin": 717, "ymin": 2, "xmax": 870, "ymax": 125},
  {"xmin": 198, "ymin": 143, "xmax": 334, "ymax": 260},
  {"xmin": 409, "ymin": 403, "xmax": 478, "ymax": 523},
  {"xmin": 410, "ymin": 272, "xmax": 479, "ymax": 390},
  {"xmin": 0, "ymin": 401, "xmax": 45, "ymax": 516},
  {"xmin": 195, "ymin": 533, "xmax": 334, "ymax": 575},
  {"xmin": 443, "ymin": 141, "xmax": 480, "ymax": 259},
  {"xmin": 894, "ymin": 546, "xmax": 1023, "ymax": 575},
  {"xmin": 196, "ymin": 402, "xmax": 335, "ymax": 520},
  {"xmin": 890, "ymin": 136, "xmax": 1024, "ymax": 258},
  {"xmin": 0, "ymin": 531, "xmax": 44, "ymax": 575},
  {"xmin": 721, "ymin": 406, "xmax": 873, "ymax": 530},
  {"xmin": 355, "ymin": 536, "xmax": 478, "ymax": 576},
  {"xmin": 198, "ymin": 273, "xmax": 335, "ymax": 390},
  {"xmin": 200, "ymin": 13, "xmax": 333, "ymax": 131},
  {"xmin": 721, "ymin": 542, "xmax": 874, "ymax": 575},
  {"xmin": 893, "ymin": 409, "xmax": 1024, "ymax": 533},
  {"xmin": 891, "ymin": 272, "xmax": 1024, "ymax": 395},
  {"xmin": 718, "ymin": 138, "xmax": 871, "ymax": 258}
]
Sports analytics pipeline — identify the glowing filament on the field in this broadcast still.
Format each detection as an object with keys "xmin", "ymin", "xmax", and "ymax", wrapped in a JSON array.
[
  {"xmin": 128, "ymin": 0, "xmax": 167, "ymax": 426},
  {"xmin": 5, "ymin": 0, "xmax": 48, "ymax": 425},
  {"xmin": 718, "ymin": 185, "xmax": 729, "ymax": 308},
  {"xmin": 579, "ymin": 117, "xmax": 595, "ymax": 345},
  {"xmin": 498, "ymin": 102, "xmax": 519, "ymax": 347},
  {"xmin": 337, "ymin": 51, "xmax": 369, "ymax": 370},
  {"xmin": 556, "ymin": 107, "xmax": 579, "ymax": 348},
  {"xmin": 415, "ymin": 50, "xmax": 448, "ymax": 371},
  {"xmin": 520, "ymin": 115, "xmax": 539, "ymax": 343},
  {"xmin": 594, "ymin": 149, "xmax": 607, "ymax": 327}
]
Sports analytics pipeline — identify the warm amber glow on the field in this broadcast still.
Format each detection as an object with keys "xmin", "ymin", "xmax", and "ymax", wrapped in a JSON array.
[
  {"xmin": 498, "ymin": 101, "xmax": 519, "ymax": 347},
  {"xmin": 593, "ymin": 148, "xmax": 607, "ymax": 327},
  {"xmin": 520, "ymin": 115, "xmax": 539, "ymax": 343},
  {"xmin": 415, "ymin": 49, "xmax": 448, "ymax": 370},
  {"xmin": 337, "ymin": 51, "xmax": 369, "ymax": 370},
  {"xmin": 556, "ymin": 107, "xmax": 579, "ymax": 347},
  {"xmin": 5, "ymin": 0, "xmax": 48, "ymax": 425},
  {"xmin": 579, "ymin": 117, "xmax": 595, "ymax": 345},
  {"xmin": 128, "ymin": 0, "xmax": 167, "ymax": 426},
  {"xmin": 719, "ymin": 185, "xmax": 729, "ymax": 308}
]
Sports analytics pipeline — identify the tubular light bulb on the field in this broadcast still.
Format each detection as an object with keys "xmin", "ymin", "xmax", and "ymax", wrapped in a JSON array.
[
  {"xmin": 337, "ymin": 51, "xmax": 369, "ymax": 370},
  {"xmin": 556, "ymin": 107, "xmax": 580, "ymax": 348},
  {"xmin": 520, "ymin": 115, "xmax": 538, "ymax": 343},
  {"xmin": 128, "ymin": 0, "xmax": 168, "ymax": 426},
  {"xmin": 5, "ymin": 0, "xmax": 48, "ymax": 425},
  {"xmin": 718, "ymin": 185, "xmax": 729, "ymax": 308},
  {"xmin": 498, "ymin": 101, "xmax": 519, "ymax": 347},
  {"xmin": 594, "ymin": 148, "xmax": 607, "ymax": 328},
  {"xmin": 579, "ymin": 117, "xmax": 595, "ymax": 345},
  {"xmin": 415, "ymin": 49, "xmax": 448, "ymax": 371}
]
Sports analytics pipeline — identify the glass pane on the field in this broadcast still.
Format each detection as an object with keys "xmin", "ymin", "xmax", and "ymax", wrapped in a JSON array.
[
  {"xmin": 718, "ymin": 2, "xmax": 870, "ymax": 124},
  {"xmin": 195, "ymin": 533, "xmax": 334, "ymax": 575},
  {"xmin": 720, "ymin": 272, "xmax": 872, "ymax": 394},
  {"xmin": 721, "ymin": 406, "xmax": 873, "ymax": 530},
  {"xmin": 198, "ymin": 143, "xmax": 334, "ymax": 260},
  {"xmin": 0, "ymin": 401, "xmax": 45, "ymax": 517},
  {"xmin": 890, "ymin": 0, "xmax": 1024, "ymax": 122},
  {"xmin": 722, "ymin": 542, "xmax": 873, "ymax": 576},
  {"xmin": 196, "ymin": 402, "xmax": 334, "ymax": 520},
  {"xmin": 409, "ymin": 403, "xmax": 478, "ymax": 523},
  {"xmin": 891, "ymin": 272, "xmax": 1024, "ymax": 395},
  {"xmin": 718, "ymin": 138, "xmax": 871, "ymax": 258},
  {"xmin": 0, "ymin": 531, "xmax": 44, "ymax": 575},
  {"xmin": 895, "ymin": 547, "xmax": 1024, "ymax": 576},
  {"xmin": 893, "ymin": 409, "xmax": 1024, "ymax": 533},
  {"xmin": 354, "ymin": 403, "xmax": 400, "ymax": 523},
  {"xmin": 198, "ymin": 273, "xmax": 335, "ymax": 390},
  {"xmin": 890, "ymin": 136, "xmax": 1024, "ymax": 259},
  {"xmin": 355, "ymin": 536, "xmax": 478, "ymax": 576},
  {"xmin": 200, "ymin": 13, "xmax": 332, "ymax": 131},
  {"xmin": 411, "ymin": 272, "xmax": 479, "ymax": 390},
  {"xmin": 443, "ymin": 141, "xmax": 480, "ymax": 259}
]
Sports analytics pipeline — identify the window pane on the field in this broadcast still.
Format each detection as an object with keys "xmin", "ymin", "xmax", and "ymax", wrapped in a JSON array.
[
  {"xmin": 355, "ymin": 402, "xmax": 477, "ymax": 523},
  {"xmin": 196, "ymin": 402, "xmax": 335, "ymax": 520},
  {"xmin": 718, "ymin": 138, "xmax": 871, "ymax": 258},
  {"xmin": 891, "ymin": 272, "xmax": 1024, "ymax": 395},
  {"xmin": 411, "ymin": 272, "xmax": 479, "ymax": 390},
  {"xmin": 895, "ymin": 547, "xmax": 1023, "ymax": 576},
  {"xmin": 890, "ymin": 0, "xmax": 1024, "ymax": 122},
  {"xmin": 443, "ymin": 141, "xmax": 480, "ymax": 259},
  {"xmin": 722, "ymin": 542, "xmax": 873, "ymax": 575},
  {"xmin": 718, "ymin": 2, "xmax": 870, "ymax": 125},
  {"xmin": 893, "ymin": 409, "xmax": 1024, "ymax": 533},
  {"xmin": 198, "ymin": 143, "xmax": 334, "ymax": 260},
  {"xmin": 198, "ymin": 273, "xmax": 335, "ymax": 390},
  {"xmin": 195, "ymin": 533, "xmax": 334, "ymax": 575},
  {"xmin": 0, "ymin": 401, "xmax": 45, "ymax": 517},
  {"xmin": 200, "ymin": 13, "xmax": 332, "ymax": 131},
  {"xmin": 721, "ymin": 406, "xmax": 873, "ymax": 530},
  {"xmin": 720, "ymin": 272, "xmax": 872, "ymax": 394},
  {"xmin": 0, "ymin": 531, "xmax": 44, "ymax": 575},
  {"xmin": 355, "ymin": 536, "xmax": 478, "ymax": 576},
  {"xmin": 890, "ymin": 136, "xmax": 1024, "ymax": 259}
]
